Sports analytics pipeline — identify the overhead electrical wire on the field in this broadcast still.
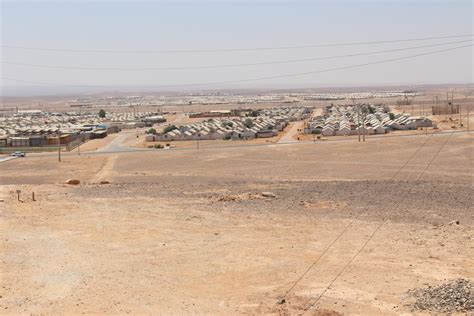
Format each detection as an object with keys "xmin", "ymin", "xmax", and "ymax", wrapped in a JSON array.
[
  {"xmin": 1, "ymin": 34, "xmax": 472, "ymax": 54},
  {"xmin": 301, "ymin": 131, "xmax": 455, "ymax": 314},
  {"xmin": 2, "ymin": 39, "xmax": 472, "ymax": 71},
  {"xmin": 2, "ymin": 43, "xmax": 472, "ymax": 89},
  {"xmin": 279, "ymin": 131, "xmax": 435, "ymax": 303}
]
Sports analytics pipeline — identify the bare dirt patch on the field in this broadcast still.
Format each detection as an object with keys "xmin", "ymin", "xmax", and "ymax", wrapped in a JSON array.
[{"xmin": 0, "ymin": 132, "xmax": 472, "ymax": 314}]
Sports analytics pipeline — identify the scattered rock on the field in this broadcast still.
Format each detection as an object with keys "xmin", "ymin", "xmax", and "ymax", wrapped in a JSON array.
[
  {"xmin": 448, "ymin": 220, "xmax": 460, "ymax": 225},
  {"xmin": 217, "ymin": 192, "xmax": 257, "ymax": 202},
  {"xmin": 65, "ymin": 179, "xmax": 80, "ymax": 185},
  {"xmin": 219, "ymin": 191, "xmax": 277, "ymax": 201},
  {"xmin": 99, "ymin": 180, "xmax": 110, "ymax": 185},
  {"xmin": 218, "ymin": 195, "xmax": 240, "ymax": 202},
  {"xmin": 0, "ymin": 199, "xmax": 4, "ymax": 202},
  {"xmin": 277, "ymin": 298, "xmax": 286, "ymax": 305},
  {"xmin": 406, "ymin": 278, "xmax": 473, "ymax": 313},
  {"xmin": 261, "ymin": 192, "xmax": 277, "ymax": 198}
]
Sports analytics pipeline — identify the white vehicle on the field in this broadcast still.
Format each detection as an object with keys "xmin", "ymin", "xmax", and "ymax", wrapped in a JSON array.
[{"xmin": 11, "ymin": 151, "xmax": 26, "ymax": 157}]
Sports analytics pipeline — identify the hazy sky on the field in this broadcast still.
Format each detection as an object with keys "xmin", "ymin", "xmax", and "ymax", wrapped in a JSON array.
[{"xmin": 1, "ymin": 0, "xmax": 473, "ymax": 95}]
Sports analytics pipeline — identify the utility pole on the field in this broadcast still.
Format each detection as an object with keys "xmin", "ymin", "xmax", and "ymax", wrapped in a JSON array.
[
  {"xmin": 77, "ymin": 133, "xmax": 82, "ymax": 156},
  {"xmin": 459, "ymin": 98, "xmax": 462, "ymax": 128},
  {"xmin": 461, "ymin": 90, "xmax": 473, "ymax": 132},
  {"xmin": 362, "ymin": 104, "xmax": 366, "ymax": 142},
  {"xmin": 57, "ymin": 128, "xmax": 61, "ymax": 162},
  {"xmin": 451, "ymin": 92, "xmax": 454, "ymax": 118},
  {"xmin": 196, "ymin": 133, "xmax": 200, "ymax": 150},
  {"xmin": 357, "ymin": 104, "xmax": 361, "ymax": 142},
  {"xmin": 362, "ymin": 105, "xmax": 366, "ymax": 142},
  {"xmin": 446, "ymin": 92, "xmax": 449, "ymax": 121},
  {"xmin": 436, "ymin": 96, "xmax": 439, "ymax": 116}
]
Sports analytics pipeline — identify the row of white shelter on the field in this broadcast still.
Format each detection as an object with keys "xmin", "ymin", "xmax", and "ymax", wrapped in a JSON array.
[
  {"xmin": 148, "ymin": 107, "xmax": 312, "ymax": 142},
  {"xmin": 306, "ymin": 105, "xmax": 432, "ymax": 136},
  {"xmin": 0, "ymin": 110, "xmax": 164, "ymax": 138},
  {"xmin": 149, "ymin": 117, "xmax": 277, "ymax": 141}
]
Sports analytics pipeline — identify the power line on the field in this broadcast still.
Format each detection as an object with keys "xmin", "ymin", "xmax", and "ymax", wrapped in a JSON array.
[
  {"xmin": 2, "ymin": 43, "xmax": 472, "ymax": 89},
  {"xmin": 2, "ymin": 39, "xmax": 471, "ymax": 71},
  {"xmin": 280, "ymin": 132, "xmax": 434, "ymax": 303},
  {"xmin": 302, "ymin": 132, "xmax": 455, "ymax": 314},
  {"xmin": 281, "ymin": 220, "xmax": 355, "ymax": 299},
  {"xmin": 1, "ymin": 34, "xmax": 472, "ymax": 54}
]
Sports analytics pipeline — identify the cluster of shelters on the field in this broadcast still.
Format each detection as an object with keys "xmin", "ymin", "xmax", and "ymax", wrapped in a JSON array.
[
  {"xmin": 106, "ymin": 112, "xmax": 166, "ymax": 128},
  {"xmin": 257, "ymin": 107, "xmax": 312, "ymax": 121},
  {"xmin": 305, "ymin": 104, "xmax": 432, "ymax": 136},
  {"xmin": 302, "ymin": 91, "xmax": 418, "ymax": 101},
  {"xmin": 0, "ymin": 110, "xmax": 164, "ymax": 148},
  {"xmin": 147, "ymin": 107, "xmax": 311, "ymax": 142},
  {"xmin": 0, "ymin": 122, "xmax": 110, "ymax": 148}
]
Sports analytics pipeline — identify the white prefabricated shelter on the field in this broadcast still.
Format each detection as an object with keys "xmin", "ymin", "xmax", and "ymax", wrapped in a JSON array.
[
  {"xmin": 336, "ymin": 126, "xmax": 351, "ymax": 136},
  {"xmin": 145, "ymin": 134, "xmax": 156, "ymax": 142},
  {"xmin": 374, "ymin": 125, "xmax": 385, "ymax": 134},
  {"xmin": 322, "ymin": 126, "xmax": 335, "ymax": 136}
]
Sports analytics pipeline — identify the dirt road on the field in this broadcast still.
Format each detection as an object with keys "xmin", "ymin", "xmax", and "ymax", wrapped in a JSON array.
[{"xmin": 278, "ymin": 121, "xmax": 304, "ymax": 143}]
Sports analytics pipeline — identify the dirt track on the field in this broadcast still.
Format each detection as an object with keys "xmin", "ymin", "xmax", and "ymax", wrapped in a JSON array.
[{"xmin": 0, "ymin": 132, "xmax": 473, "ymax": 314}]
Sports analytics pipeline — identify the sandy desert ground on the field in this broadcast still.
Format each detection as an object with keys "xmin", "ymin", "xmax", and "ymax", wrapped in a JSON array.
[{"xmin": 0, "ymin": 131, "xmax": 473, "ymax": 315}]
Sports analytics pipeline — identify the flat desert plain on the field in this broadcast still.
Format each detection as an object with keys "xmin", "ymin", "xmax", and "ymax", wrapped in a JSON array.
[{"xmin": 0, "ymin": 132, "xmax": 473, "ymax": 315}]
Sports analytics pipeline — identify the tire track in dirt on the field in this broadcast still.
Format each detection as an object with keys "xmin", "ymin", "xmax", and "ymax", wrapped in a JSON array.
[{"xmin": 93, "ymin": 156, "xmax": 117, "ymax": 183}]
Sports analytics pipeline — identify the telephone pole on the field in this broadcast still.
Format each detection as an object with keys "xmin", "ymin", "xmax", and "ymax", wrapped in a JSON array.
[
  {"xmin": 57, "ymin": 128, "xmax": 61, "ymax": 162},
  {"xmin": 77, "ymin": 133, "xmax": 83, "ymax": 156},
  {"xmin": 436, "ymin": 96, "xmax": 439, "ymax": 116},
  {"xmin": 451, "ymin": 92, "xmax": 454, "ymax": 117},
  {"xmin": 362, "ymin": 104, "xmax": 366, "ymax": 142},
  {"xmin": 446, "ymin": 92, "xmax": 449, "ymax": 121},
  {"xmin": 362, "ymin": 104, "xmax": 368, "ymax": 142},
  {"xmin": 459, "ymin": 99, "xmax": 462, "ymax": 128},
  {"xmin": 461, "ymin": 90, "xmax": 473, "ymax": 132},
  {"xmin": 358, "ymin": 105, "xmax": 361, "ymax": 142}
]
